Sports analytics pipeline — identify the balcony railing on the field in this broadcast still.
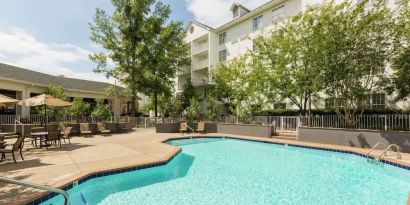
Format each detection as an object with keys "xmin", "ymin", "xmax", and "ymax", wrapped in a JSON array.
[
  {"xmin": 192, "ymin": 42, "xmax": 208, "ymax": 55},
  {"xmin": 192, "ymin": 74, "xmax": 213, "ymax": 86},
  {"xmin": 177, "ymin": 66, "xmax": 191, "ymax": 75},
  {"xmin": 192, "ymin": 60, "xmax": 209, "ymax": 71}
]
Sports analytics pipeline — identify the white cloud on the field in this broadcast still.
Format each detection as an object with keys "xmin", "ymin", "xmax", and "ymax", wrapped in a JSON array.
[
  {"xmin": 185, "ymin": 0, "xmax": 270, "ymax": 28},
  {"xmin": 0, "ymin": 27, "xmax": 113, "ymax": 84}
]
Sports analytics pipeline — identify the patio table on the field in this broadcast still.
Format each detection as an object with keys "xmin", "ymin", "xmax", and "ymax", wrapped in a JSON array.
[{"xmin": 30, "ymin": 132, "xmax": 48, "ymax": 148}]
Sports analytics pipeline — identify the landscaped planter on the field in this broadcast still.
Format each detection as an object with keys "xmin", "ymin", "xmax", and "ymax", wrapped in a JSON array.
[
  {"xmin": 299, "ymin": 127, "xmax": 410, "ymax": 153},
  {"xmin": 217, "ymin": 123, "xmax": 273, "ymax": 138}
]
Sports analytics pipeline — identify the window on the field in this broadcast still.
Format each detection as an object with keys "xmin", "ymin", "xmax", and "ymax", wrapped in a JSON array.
[
  {"xmin": 272, "ymin": 6, "xmax": 284, "ymax": 22},
  {"xmin": 325, "ymin": 98, "xmax": 335, "ymax": 110},
  {"xmin": 274, "ymin": 103, "xmax": 286, "ymax": 110},
  {"xmin": 372, "ymin": 93, "xmax": 385, "ymax": 110},
  {"xmin": 219, "ymin": 50, "xmax": 227, "ymax": 62},
  {"xmin": 252, "ymin": 15, "xmax": 263, "ymax": 31},
  {"xmin": 219, "ymin": 32, "xmax": 227, "ymax": 45}
]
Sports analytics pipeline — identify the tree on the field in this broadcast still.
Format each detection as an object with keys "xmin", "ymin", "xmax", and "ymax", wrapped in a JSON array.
[
  {"xmin": 163, "ymin": 96, "xmax": 183, "ymax": 117},
  {"xmin": 205, "ymin": 95, "xmax": 219, "ymax": 121},
  {"xmin": 316, "ymin": 1, "xmax": 394, "ymax": 127},
  {"xmin": 185, "ymin": 98, "xmax": 201, "ymax": 121},
  {"xmin": 68, "ymin": 97, "xmax": 91, "ymax": 122},
  {"xmin": 91, "ymin": 98, "xmax": 112, "ymax": 120},
  {"xmin": 389, "ymin": 0, "xmax": 410, "ymax": 101},
  {"xmin": 90, "ymin": 0, "xmax": 187, "ymax": 117},
  {"xmin": 212, "ymin": 56, "xmax": 255, "ymax": 120},
  {"xmin": 141, "ymin": 10, "xmax": 190, "ymax": 117},
  {"xmin": 180, "ymin": 80, "xmax": 197, "ymax": 109},
  {"xmin": 33, "ymin": 84, "xmax": 67, "ymax": 116},
  {"xmin": 252, "ymin": 6, "xmax": 325, "ymax": 116}
]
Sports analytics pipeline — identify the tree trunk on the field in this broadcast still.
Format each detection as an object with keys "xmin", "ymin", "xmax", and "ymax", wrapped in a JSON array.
[
  {"xmin": 154, "ymin": 92, "xmax": 158, "ymax": 117},
  {"xmin": 131, "ymin": 95, "xmax": 136, "ymax": 117}
]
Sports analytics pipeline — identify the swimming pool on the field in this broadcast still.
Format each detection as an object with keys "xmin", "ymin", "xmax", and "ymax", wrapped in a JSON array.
[{"xmin": 41, "ymin": 138, "xmax": 410, "ymax": 205}]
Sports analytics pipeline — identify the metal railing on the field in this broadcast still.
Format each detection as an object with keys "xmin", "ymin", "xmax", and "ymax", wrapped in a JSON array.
[
  {"xmin": 366, "ymin": 142, "xmax": 387, "ymax": 159},
  {"xmin": 0, "ymin": 176, "xmax": 69, "ymax": 205},
  {"xmin": 378, "ymin": 144, "xmax": 402, "ymax": 161},
  {"xmin": 2, "ymin": 114, "xmax": 410, "ymax": 132},
  {"xmin": 300, "ymin": 114, "xmax": 410, "ymax": 131}
]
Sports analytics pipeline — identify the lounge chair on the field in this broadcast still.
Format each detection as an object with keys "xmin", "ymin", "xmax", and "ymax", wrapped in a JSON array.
[
  {"xmin": 0, "ymin": 134, "xmax": 25, "ymax": 164},
  {"xmin": 80, "ymin": 123, "xmax": 92, "ymax": 136},
  {"xmin": 196, "ymin": 121, "xmax": 205, "ymax": 133},
  {"xmin": 62, "ymin": 127, "xmax": 72, "ymax": 144},
  {"xmin": 97, "ymin": 122, "xmax": 111, "ymax": 136},
  {"xmin": 179, "ymin": 122, "xmax": 188, "ymax": 134},
  {"xmin": 43, "ymin": 130, "xmax": 62, "ymax": 149}
]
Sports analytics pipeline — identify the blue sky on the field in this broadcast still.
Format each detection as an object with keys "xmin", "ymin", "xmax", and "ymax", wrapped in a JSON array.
[{"xmin": 0, "ymin": 0, "xmax": 268, "ymax": 83}]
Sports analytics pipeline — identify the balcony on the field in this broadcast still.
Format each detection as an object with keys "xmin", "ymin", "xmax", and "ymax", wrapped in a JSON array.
[
  {"xmin": 192, "ymin": 42, "xmax": 208, "ymax": 56},
  {"xmin": 177, "ymin": 66, "xmax": 191, "ymax": 75},
  {"xmin": 192, "ymin": 59, "xmax": 209, "ymax": 71}
]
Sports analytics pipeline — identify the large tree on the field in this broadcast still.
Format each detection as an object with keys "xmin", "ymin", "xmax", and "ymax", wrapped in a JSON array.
[
  {"xmin": 89, "ymin": 0, "xmax": 188, "ymax": 117},
  {"xmin": 388, "ymin": 0, "xmax": 410, "ymax": 102},
  {"xmin": 318, "ymin": 1, "xmax": 394, "ymax": 127},
  {"xmin": 252, "ymin": 6, "xmax": 325, "ymax": 116}
]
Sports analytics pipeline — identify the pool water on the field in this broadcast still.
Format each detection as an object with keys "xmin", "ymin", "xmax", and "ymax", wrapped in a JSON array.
[{"xmin": 42, "ymin": 138, "xmax": 410, "ymax": 205}]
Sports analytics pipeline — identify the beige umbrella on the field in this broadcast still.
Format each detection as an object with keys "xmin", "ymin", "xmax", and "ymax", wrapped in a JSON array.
[
  {"xmin": 18, "ymin": 94, "xmax": 72, "ymax": 107},
  {"xmin": 0, "ymin": 94, "xmax": 19, "ymax": 107},
  {"xmin": 18, "ymin": 94, "xmax": 72, "ymax": 128}
]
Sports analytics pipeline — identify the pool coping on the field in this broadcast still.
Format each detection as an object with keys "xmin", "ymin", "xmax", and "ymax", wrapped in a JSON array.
[{"xmin": 24, "ymin": 134, "xmax": 410, "ymax": 205}]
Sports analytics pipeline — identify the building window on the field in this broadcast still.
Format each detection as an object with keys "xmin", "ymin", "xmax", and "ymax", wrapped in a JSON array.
[
  {"xmin": 372, "ymin": 93, "xmax": 385, "ymax": 110},
  {"xmin": 325, "ymin": 98, "xmax": 335, "ymax": 110},
  {"xmin": 272, "ymin": 6, "xmax": 284, "ymax": 22},
  {"xmin": 219, "ymin": 50, "xmax": 227, "ymax": 62},
  {"xmin": 252, "ymin": 15, "xmax": 263, "ymax": 31},
  {"xmin": 219, "ymin": 32, "xmax": 227, "ymax": 45},
  {"xmin": 274, "ymin": 102, "xmax": 286, "ymax": 110}
]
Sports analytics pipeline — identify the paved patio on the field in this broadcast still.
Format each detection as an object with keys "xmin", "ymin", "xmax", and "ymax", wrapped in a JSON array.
[{"xmin": 0, "ymin": 128, "xmax": 409, "ymax": 205}]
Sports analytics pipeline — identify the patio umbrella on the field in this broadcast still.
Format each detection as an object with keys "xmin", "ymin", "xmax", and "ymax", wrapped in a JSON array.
[
  {"xmin": 0, "ymin": 94, "xmax": 19, "ymax": 107},
  {"xmin": 18, "ymin": 94, "xmax": 72, "ymax": 129}
]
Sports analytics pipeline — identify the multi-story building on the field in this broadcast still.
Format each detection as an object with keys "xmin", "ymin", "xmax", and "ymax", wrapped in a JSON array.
[{"xmin": 177, "ymin": 0, "xmax": 409, "ymax": 113}]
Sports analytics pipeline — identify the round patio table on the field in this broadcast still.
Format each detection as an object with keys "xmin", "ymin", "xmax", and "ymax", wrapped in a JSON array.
[{"xmin": 30, "ymin": 132, "xmax": 48, "ymax": 148}]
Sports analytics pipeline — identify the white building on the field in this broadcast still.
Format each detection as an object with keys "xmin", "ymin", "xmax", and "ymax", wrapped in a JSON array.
[{"xmin": 177, "ymin": 0, "xmax": 408, "ymax": 113}]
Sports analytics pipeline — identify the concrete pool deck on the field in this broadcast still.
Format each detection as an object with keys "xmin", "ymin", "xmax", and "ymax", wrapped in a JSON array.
[{"xmin": 0, "ymin": 128, "xmax": 409, "ymax": 205}]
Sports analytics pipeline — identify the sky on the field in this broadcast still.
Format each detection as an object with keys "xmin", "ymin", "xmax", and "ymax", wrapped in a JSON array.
[{"xmin": 0, "ymin": 0, "xmax": 269, "ymax": 83}]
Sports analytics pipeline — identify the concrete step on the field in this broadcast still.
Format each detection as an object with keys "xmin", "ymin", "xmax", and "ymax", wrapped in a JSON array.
[{"xmin": 273, "ymin": 132, "xmax": 297, "ymax": 140}]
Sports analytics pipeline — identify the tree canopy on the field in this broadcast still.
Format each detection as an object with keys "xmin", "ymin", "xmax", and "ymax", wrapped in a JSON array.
[{"xmin": 90, "ymin": 0, "xmax": 188, "ymax": 117}]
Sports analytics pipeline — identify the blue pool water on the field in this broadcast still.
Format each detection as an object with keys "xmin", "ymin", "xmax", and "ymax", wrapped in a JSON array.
[{"xmin": 42, "ymin": 138, "xmax": 410, "ymax": 205}]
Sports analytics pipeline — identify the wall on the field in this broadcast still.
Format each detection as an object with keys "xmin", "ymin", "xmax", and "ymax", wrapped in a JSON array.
[
  {"xmin": 299, "ymin": 127, "xmax": 410, "ymax": 153},
  {"xmin": 217, "ymin": 123, "xmax": 273, "ymax": 138}
]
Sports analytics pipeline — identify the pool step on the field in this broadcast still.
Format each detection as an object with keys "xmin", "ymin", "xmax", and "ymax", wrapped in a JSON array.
[{"xmin": 273, "ymin": 132, "xmax": 297, "ymax": 141}]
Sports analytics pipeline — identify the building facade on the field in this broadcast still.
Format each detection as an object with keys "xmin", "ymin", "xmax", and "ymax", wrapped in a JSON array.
[
  {"xmin": 0, "ymin": 63, "xmax": 134, "ymax": 117},
  {"xmin": 176, "ymin": 0, "xmax": 409, "ymax": 113}
]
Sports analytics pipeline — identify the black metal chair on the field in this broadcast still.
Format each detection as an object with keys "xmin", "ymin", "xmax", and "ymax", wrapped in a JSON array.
[{"xmin": 0, "ymin": 134, "xmax": 25, "ymax": 164}]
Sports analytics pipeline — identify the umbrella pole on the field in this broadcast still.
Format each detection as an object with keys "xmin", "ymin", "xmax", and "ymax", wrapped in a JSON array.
[{"xmin": 44, "ymin": 104, "xmax": 47, "ymax": 131}]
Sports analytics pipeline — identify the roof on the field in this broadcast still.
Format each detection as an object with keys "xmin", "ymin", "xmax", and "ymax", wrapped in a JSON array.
[
  {"xmin": 185, "ymin": 20, "xmax": 215, "ymax": 32},
  {"xmin": 190, "ymin": 0, "xmax": 283, "ymax": 32},
  {"xmin": 0, "ymin": 62, "xmax": 117, "ymax": 94},
  {"xmin": 230, "ymin": 3, "xmax": 251, "ymax": 12}
]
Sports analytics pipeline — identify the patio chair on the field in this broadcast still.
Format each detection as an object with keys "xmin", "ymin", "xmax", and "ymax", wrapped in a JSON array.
[
  {"xmin": 59, "ymin": 123, "xmax": 67, "ymax": 134},
  {"xmin": 43, "ymin": 130, "xmax": 62, "ymax": 150},
  {"xmin": 0, "ymin": 134, "xmax": 25, "ymax": 164},
  {"xmin": 196, "ymin": 121, "xmax": 205, "ymax": 133},
  {"xmin": 80, "ymin": 123, "xmax": 92, "ymax": 136},
  {"xmin": 97, "ymin": 122, "xmax": 111, "ymax": 136},
  {"xmin": 62, "ymin": 127, "xmax": 72, "ymax": 144},
  {"xmin": 179, "ymin": 122, "xmax": 188, "ymax": 134}
]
